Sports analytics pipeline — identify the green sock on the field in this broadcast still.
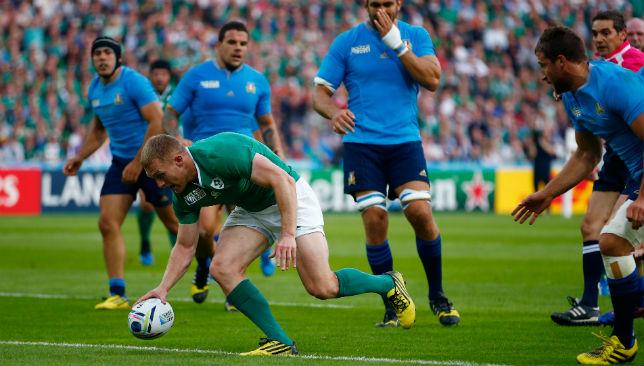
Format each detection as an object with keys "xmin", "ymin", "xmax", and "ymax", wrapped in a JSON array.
[
  {"xmin": 227, "ymin": 279, "xmax": 292, "ymax": 345},
  {"xmin": 167, "ymin": 231, "xmax": 177, "ymax": 248},
  {"xmin": 335, "ymin": 268, "xmax": 394, "ymax": 298},
  {"xmin": 137, "ymin": 210, "xmax": 155, "ymax": 249}
]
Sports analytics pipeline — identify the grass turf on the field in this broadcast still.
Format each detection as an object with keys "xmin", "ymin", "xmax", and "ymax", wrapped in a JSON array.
[{"xmin": 0, "ymin": 212, "xmax": 639, "ymax": 365}]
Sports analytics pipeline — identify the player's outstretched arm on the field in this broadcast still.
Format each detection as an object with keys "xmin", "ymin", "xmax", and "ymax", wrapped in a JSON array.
[
  {"xmin": 137, "ymin": 223, "xmax": 199, "ymax": 304},
  {"xmin": 250, "ymin": 154, "xmax": 298, "ymax": 270},
  {"xmin": 256, "ymin": 114, "xmax": 286, "ymax": 160},
  {"xmin": 312, "ymin": 84, "xmax": 355, "ymax": 135},
  {"xmin": 63, "ymin": 116, "xmax": 107, "ymax": 176},
  {"xmin": 512, "ymin": 130, "xmax": 602, "ymax": 225},
  {"xmin": 162, "ymin": 105, "xmax": 181, "ymax": 137}
]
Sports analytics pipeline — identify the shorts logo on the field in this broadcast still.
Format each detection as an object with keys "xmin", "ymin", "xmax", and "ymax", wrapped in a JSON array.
[
  {"xmin": 351, "ymin": 45, "xmax": 371, "ymax": 55},
  {"xmin": 348, "ymin": 171, "xmax": 356, "ymax": 186},
  {"xmin": 114, "ymin": 93, "xmax": 123, "ymax": 105},
  {"xmin": 246, "ymin": 82, "xmax": 256, "ymax": 94},
  {"xmin": 419, "ymin": 169, "xmax": 427, "ymax": 177},
  {"xmin": 210, "ymin": 177, "xmax": 224, "ymax": 189},
  {"xmin": 200, "ymin": 80, "xmax": 220, "ymax": 89},
  {"xmin": 184, "ymin": 188, "xmax": 206, "ymax": 205}
]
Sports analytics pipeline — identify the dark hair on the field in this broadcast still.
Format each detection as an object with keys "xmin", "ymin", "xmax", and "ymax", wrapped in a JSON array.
[
  {"xmin": 592, "ymin": 10, "xmax": 626, "ymax": 33},
  {"xmin": 149, "ymin": 59, "xmax": 172, "ymax": 73},
  {"xmin": 218, "ymin": 21, "xmax": 248, "ymax": 42},
  {"xmin": 91, "ymin": 36, "xmax": 123, "ymax": 76},
  {"xmin": 535, "ymin": 26, "xmax": 587, "ymax": 63}
]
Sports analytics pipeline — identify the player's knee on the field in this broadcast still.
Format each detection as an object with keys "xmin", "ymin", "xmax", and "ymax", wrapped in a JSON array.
[
  {"xmin": 98, "ymin": 216, "xmax": 118, "ymax": 236},
  {"xmin": 580, "ymin": 215, "xmax": 603, "ymax": 240},
  {"xmin": 210, "ymin": 257, "xmax": 239, "ymax": 283},
  {"xmin": 305, "ymin": 281, "xmax": 338, "ymax": 300}
]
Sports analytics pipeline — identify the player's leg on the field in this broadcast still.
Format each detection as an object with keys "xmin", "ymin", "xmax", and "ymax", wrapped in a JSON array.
[
  {"xmin": 388, "ymin": 141, "xmax": 459, "ymax": 326},
  {"xmin": 551, "ymin": 190, "xmax": 618, "ymax": 326},
  {"xmin": 190, "ymin": 205, "xmax": 218, "ymax": 303},
  {"xmin": 577, "ymin": 201, "xmax": 641, "ymax": 364},
  {"xmin": 212, "ymin": 221, "xmax": 296, "ymax": 355},
  {"xmin": 137, "ymin": 190, "xmax": 156, "ymax": 265},
  {"xmin": 343, "ymin": 142, "xmax": 397, "ymax": 327}
]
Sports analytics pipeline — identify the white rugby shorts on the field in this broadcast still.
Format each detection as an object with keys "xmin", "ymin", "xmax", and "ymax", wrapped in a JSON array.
[{"xmin": 601, "ymin": 199, "xmax": 644, "ymax": 246}]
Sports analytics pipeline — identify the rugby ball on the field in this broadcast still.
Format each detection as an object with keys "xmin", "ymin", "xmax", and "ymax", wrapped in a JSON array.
[{"xmin": 128, "ymin": 298, "xmax": 174, "ymax": 339}]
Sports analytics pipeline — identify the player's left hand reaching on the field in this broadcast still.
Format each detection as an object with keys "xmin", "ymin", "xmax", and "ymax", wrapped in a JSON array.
[
  {"xmin": 136, "ymin": 287, "xmax": 168, "ymax": 305},
  {"xmin": 511, "ymin": 191, "xmax": 553, "ymax": 225},
  {"xmin": 122, "ymin": 159, "xmax": 143, "ymax": 184},
  {"xmin": 627, "ymin": 197, "xmax": 644, "ymax": 230},
  {"xmin": 271, "ymin": 235, "xmax": 297, "ymax": 271}
]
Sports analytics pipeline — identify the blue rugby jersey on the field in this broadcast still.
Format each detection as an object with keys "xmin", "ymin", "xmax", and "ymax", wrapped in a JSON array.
[
  {"xmin": 88, "ymin": 66, "xmax": 158, "ymax": 159},
  {"xmin": 169, "ymin": 61, "xmax": 270, "ymax": 142},
  {"xmin": 315, "ymin": 20, "xmax": 435, "ymax": 145},
  {"xmin": 562, "ymin": 61, "xmax": 644, "ymax": 183}
]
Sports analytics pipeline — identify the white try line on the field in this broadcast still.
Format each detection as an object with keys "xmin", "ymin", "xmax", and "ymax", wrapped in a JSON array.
[
  {"xmin": 0, "ymin": 292, "xmax": 353, "ymax": 309},
  {"xmin": 0, "ymin": 340, "xmax": 512, "ymax": 366}
]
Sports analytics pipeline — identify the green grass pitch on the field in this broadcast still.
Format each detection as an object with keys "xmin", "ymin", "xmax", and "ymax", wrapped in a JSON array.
[{"xmin": 0, "ymin": 212, "xmax": 639, "ymax": 365}]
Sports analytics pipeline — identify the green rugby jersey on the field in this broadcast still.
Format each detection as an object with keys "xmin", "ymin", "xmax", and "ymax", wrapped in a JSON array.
[{"xmin": 173, "ymin": 132, "xmax": 300, "ymax": 224}]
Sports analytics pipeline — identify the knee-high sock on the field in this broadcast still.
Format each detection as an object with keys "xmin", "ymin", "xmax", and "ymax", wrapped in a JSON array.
[
  {"xmin": 416, "ymin": 235, "xmax": 444, "ymax": 300},
  {"xmin": 366, "ymin": 241, "xmax": 394, "ymax": 310},
  {"xmin": 335, "ymin": 268, "xmax": 394, "ymax": 297},
  {"xmin": 581, "ymin": 240, "xmax": 602, "ymax": 307},
  {"xmin": 227, "ymin": 279, "xmax": 292, "ymax": 345},
  {"xmin": 604, "ymin": 255, "xmax": 640, "ymax": 348}
]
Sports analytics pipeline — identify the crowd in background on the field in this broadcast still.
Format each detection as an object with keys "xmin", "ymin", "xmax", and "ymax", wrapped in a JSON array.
[{"xmin": 0, "ymin": 0, "xmax": 642, "ymax": 168}]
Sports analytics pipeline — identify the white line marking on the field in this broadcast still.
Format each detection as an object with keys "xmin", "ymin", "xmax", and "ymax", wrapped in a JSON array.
[
  {"xmin": 0, "ymin": 340, "xmax": 512, "ymax": 366},
  {"xmin": 0, "ymin": 292, "xmax": 353, "ymax": 309}
]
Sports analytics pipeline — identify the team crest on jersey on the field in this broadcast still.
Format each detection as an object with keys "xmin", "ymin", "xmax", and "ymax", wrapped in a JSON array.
[
  {"xmin": 571, "ymin": 106, "xmax": 582, "ymax": 118},
  {"xmin": 348, "ymin": 171, "xmax": 356, "ymax": 186},
  {"xmin": 184, "ymin": 188, "xmax": 206, "ymax": 205},
  {"xmin": 595, "ymin": 102, "xmax": 605, "ymax": 115},
  {"xmin": 114, "ymin": 93, "xmax": 123, "ymax": 105},
  {"xmin": 351, "ymin": 45, "xmax": 371, "ymax": 55},
  {"xmin": 246, "ymin": 82, "xmax": 256, "ymax": 94},
  {"xmin": 200, "ymin": 80, "xmax": 220, "ymax": 89},
  {"xmin": 210, "ymin": 177, "xmax": 225, "ymax": 189}
]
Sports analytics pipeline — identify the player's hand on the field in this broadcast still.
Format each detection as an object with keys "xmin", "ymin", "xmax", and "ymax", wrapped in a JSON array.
[
  {"xmin": 136, "ymin": 287, "xmax": 168, "ymax": 305},
  {"xmin": 63, "ymin": 156, "xmax": 83, "ymax": 176},
  {"xmin": 122, "ymin": 159, "xmax": 142, "ymax": 184},
  {"xmin": 633, "ymin": 245, "xmax": 644, "ymax": 259},
  {"xmin": 511, "ymin": 191, "xmax": 553, "ymax": 225},
  {"xmin": 271, "ymin": 235, "xmax": 297, "ymax": 271},
  {"xmin": 627, "ymin": 198, "xmax": 644, "ymax": 230},
  {"xmin": 179, "ymin": 137, "xmax": 192, "ymax": 147},
  {"xmin": 330, "ymin": 109, "xmax": 355, "ymax": 135},
  {"xmin": 373, "ymin": 9, "xmax": 394, "ymax": 37}
]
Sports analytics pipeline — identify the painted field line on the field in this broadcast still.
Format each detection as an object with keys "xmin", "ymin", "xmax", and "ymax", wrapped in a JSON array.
[
  {"xmin": 0, "ymin": 291, "xmax": 353, "ymax": 309},
  {"xmin": 0, "ymin": 340, "xmax": 511, "ymax": 366}
]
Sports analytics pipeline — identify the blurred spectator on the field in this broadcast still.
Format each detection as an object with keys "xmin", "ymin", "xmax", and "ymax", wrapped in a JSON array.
[{"xmin": 1, "ymin": 0, "xmax": 640, "ymax": 167}]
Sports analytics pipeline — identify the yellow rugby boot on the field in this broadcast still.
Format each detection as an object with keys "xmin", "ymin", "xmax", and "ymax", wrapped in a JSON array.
[
  {"xmin": 95, "ymin": 295, "xmax": 130, "ymax": 310},
  {"xmin": 576, "ymin": 333, "xmax": 638, "ymax": 364},
  {"xmin": 240, "ymin": 338, "xmax": 298, "ymax": 356},
  {"xmin": 385, "ymin": 271, "xmax": 416, "ymax": 329}
]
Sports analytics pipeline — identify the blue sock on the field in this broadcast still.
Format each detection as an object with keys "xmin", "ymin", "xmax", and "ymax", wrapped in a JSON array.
[
  {"xmin": 213, "ymin": 234, "xmax": 219, "ymax": 242},
  {"xmin": 416, "ymin": 235, "xmax": 444, "ymax": 301},
  {"xmin": 609, "ymin": 269, "xmax": 640, "ymax": 348},
  {"xmin": 109, "ymin": 278, "xmax": 125, "ymax": 297},
  {"xmin": 581, "ymin": 240, "xmax": 602, "ymax": 307},
  {"xmin": 366, "ymin": 241, "xmax": 394, "ymax": 311},
  {"xmin": 195, "ymin": 256, "xmax": 212, "ymax": 288}
]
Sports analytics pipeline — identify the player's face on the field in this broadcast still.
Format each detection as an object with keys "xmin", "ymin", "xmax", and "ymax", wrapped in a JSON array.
[
  {"xmin": 627, "ymin": 20, "xmax": 644, "ymax": 51},
  {"xmin": 366, "ymin": 0, "xmax": 401, "ymax": 27},
  {"xmin": 536, "ymin": 52, "xmax": 572, "ymax": 94},
  {"xmin": 592, "ymin": 20, "xmax": 626, "ymax": 57},
  {"xmin": 217, "ymin": 30, "xmax": 248, "ymax": 71},
  {"xmin": 150, "ymin": 68, "xmax": 171, "ymax": 94},
  {"xmin": 92, "ymin": 47, "xmax": 117, "ymax": 78},
  {"xmin": 146, "ymin": 156, "xmax": 188, "ymax": 193}
]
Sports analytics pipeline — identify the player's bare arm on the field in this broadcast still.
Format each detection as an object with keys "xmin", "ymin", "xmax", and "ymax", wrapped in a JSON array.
[
  {"xmin": 122, "ymin": 101, "xmax": 164, "ymax": 184},
  {"xmin": 373, "ymin": 9, "xmax": 441, "ymax": 91},
  {"xmin": 626, "ymin": 113, "xmax": 644, "ymax": 229},
  {"xmin": 256, "ymin": 113, "xmax": 286, "ymax": 160},
  {"xmin": 162, "ymin": 105, "xmax": 181, "ymax": 137},
  {"xmin": 249, "ymin": 154, "xmax": 298, "ymax": 270},
  {"xmin": 136, "ymin": 223, "xmax": 199, "ymax": 304},
  {"xmin": 63, "ymin": 115, "xmax": 107, "ymax": 176},
  {"xmin": 312, "ymin": 84, "xmax": 355, "ymax": 135},
  {"xmin": 513, "ymin": 130, "xmax": 602, "ymax": 225}
]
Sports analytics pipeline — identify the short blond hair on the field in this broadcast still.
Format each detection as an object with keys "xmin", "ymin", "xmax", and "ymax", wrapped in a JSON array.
[{"xmin": 141, "ymin": 134, "xmax": 184, "ymax": 168}]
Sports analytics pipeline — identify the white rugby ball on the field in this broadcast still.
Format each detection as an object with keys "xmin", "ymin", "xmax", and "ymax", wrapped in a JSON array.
[{"xmin": 128, "ymin": 298, "xmax": 174, "ymax": 339}]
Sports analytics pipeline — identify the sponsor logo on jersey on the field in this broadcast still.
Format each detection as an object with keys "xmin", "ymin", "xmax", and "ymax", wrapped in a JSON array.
[
  {"xmin": 246, "ymin": 82, "xmax": 256, "ymax": 94},
  {"xmin": 200, "ymin": 80, "xmax": 220, "ymax": 89},
  {"xmin": 114, "ymin": 93, "xmax": 123, "ymax": 105},
  {"xmin": 351, "ymin": 44, "xmax": 371, "ymax": 55},
  {"xmin": 184, "ymin": 188, "xmax": 206, "ymax": 205},
  {"xmin": 595, "ymin": 102, "xmax": 605, "ymax": 115},
  {"xmin": 210, "ymin": 177, "xmax": 224, "ymax": 189}
]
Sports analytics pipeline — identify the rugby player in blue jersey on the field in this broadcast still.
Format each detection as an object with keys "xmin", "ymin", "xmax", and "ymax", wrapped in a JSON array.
[
  {"xmin": 312, "ymin": 0, "xmax": 459, "ymax": 327},
  {"xmin": 162, "ymin": 21, "xmax": 284, "ymax": 305},
  {"xmin": 63, "ymin": 37, "xmax": 179, "ymax": 310},
  {"xmin": 513, "ymin": 26, "xmax": 644, "ymax": 364}
]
